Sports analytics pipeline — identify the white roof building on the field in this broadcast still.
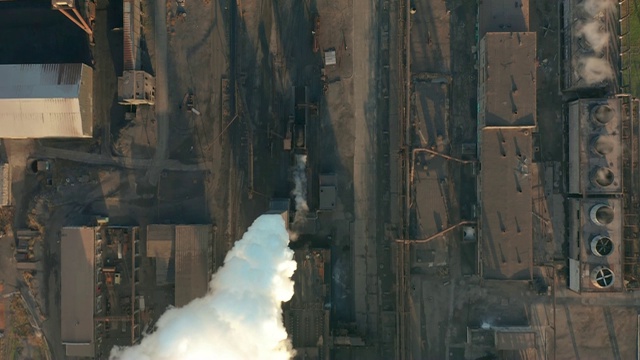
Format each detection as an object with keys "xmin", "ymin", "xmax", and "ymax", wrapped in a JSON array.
[{"xmin": 0, "ymin": 64, "xmax": 93, "ymax": 138}]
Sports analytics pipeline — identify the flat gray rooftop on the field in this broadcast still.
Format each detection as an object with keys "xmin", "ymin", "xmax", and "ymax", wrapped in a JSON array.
[
  {"xmin": 480, "ymin": 32, "xmax": 537, "ymax": 127},
  {"xmin": 480, "ymin": 128, "xmax": 533, "ymax": 280},
  {"xmin": 60, "ymin": 227, "xmax": 95, "ymax": 357}
]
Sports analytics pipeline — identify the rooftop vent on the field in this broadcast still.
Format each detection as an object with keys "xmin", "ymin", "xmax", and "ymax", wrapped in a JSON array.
[
  {"xmin": 590, "ymin": 266, "xmax": 615, "ymax": 288},
  {"xmin": 591, "ymin": 135, "xmax": 615, "ymax": 156},
  {"xmin": 591, "ymin": 104, "xmax": 615, "ymax": 126},
  {"xmin": 589, "ymin": 204, "xmax": 614, "ymax": 226},
  {"xmin": 591, "ymin": 167, "xmax": 615, "ymax": 187},
  {"xmin": 590, "ymin": 235, "xmax": 614, "ymax": 257},
  {"xmin": 576, "ymin": 37, "xmax": 590, "ymax": 52}
]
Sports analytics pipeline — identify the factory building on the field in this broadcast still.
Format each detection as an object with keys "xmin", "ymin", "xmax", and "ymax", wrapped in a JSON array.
[
  {"xmin": 568, "ymin": 197, "xmax": 623, "ymax": 292},
  {"xmin": 477, "ymin": 32, "xmax": 537, "ymax": 128},
  {"xmin": 478, "ymin": 127, "xmax": 534, "ymax": 280},
  {"xmin": 568, "ymin": 99, "xmax": 622, "ymax": 195},
  {"xmin": 0, "ymin": 63, "xmax": 93, "ymax": 138},
  {"xmin": 118, "ymin": 70, "xmax": 155, "ymax": 106},
  {"xmin": 476, "ymin": 31, "xmax": 537, "ymax": 280},
  {"xmin": 60, "ymin": 227, "xmax": 99, "ymax": 358},
  {"xmin": 561, "ymin": 0, "xmax": 619, "ymax": 92},
  {"xmin": 567, "ymin": 98, "xmax": 626, "ymax": 292},
  {"xmin": 283, "ymin": 248, "xmax": 332, "ymax": 359},
  {"xmin": 61, "ymin": 223, "xmax": 141, "ymax": 358},
  {"xmin": 117, "ymin": 0, "xmax": 155, "ymax": 106},
  {"xmin": 146, "ymin": 224, "xmax": 175, "ymax": 286},
  {"xmin": 146, "ymin": 224, "xmax": 213, "ymax": 306}
]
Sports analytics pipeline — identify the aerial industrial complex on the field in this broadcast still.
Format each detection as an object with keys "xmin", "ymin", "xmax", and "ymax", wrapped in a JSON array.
[{"xmin": 0, "ymin": 0, "xmax": 638, "ymax": 359}]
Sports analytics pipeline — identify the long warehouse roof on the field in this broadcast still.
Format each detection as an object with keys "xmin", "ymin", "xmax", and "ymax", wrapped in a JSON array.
[
  {"xmin": 60, "ymin": 227, "xmax": 96, "ymax": 358},
  {"xmin": 0, "ymin": 64, "xmax": 93, "ymax": 138}
]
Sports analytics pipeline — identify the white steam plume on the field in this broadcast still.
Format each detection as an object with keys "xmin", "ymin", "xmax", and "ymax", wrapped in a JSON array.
[
  {"xmin": 578, "ymin": 57, "xmax": 614, "ymax": 84},
  {"xmin": 292, "ymin": 154, "xmax": 309, "ymax": 224},
  {"xmin": 110, "ymin": 215, "xmax": 297, "ymax": 360},
  {"xmin": 576, "ymin": 21, "xmax": 608, "ymax": 53},
  {"xmin": 581, "ymin": 0, "xmax": 616, "ymax": 17}
]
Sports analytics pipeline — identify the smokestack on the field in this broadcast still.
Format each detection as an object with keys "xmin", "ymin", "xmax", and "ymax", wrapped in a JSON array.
[{"xmin": 110, "ymin": 215, "xmax": 297, "ymax": 360}]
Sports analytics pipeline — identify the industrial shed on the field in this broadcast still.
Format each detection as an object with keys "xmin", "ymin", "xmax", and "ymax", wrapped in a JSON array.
[
  {"xmin": 477, "ymin": 32, "xmax": 537, "ymax": 128},
  {"xmin": 174, "ymin": 225, "xmax": 213, "ymax": 307},
  {"xmin": 478, "ymin": 127, "xmax": 534, "ymax": 280},
  {"xmin": 146, "ymin": 224, "xmax": 213, "ymax": 307},
  {"xmin": 60, "ymin": 227, "xmax": 97, "ymax": 358},
  {"xmin": 146, "ymin": 224, "xmax": 175, "ymax": 286},
  {"xmin": 0, "ymin": 63, "xmax": 93, "ymax": 138}
]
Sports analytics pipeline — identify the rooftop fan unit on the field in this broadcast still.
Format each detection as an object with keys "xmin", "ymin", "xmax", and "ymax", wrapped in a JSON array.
[
  {"xmin": 590, "ymin": 135, "xmax": 614, "ymax": 156},
  {"xmin": 590, "ymin": 266, "xmax": 615, "ymax": 288},
  {"xmin": 589, "ymin": 204, "xmax": 614, "ymax": 226},
  {"xmin": 590, "ymin": 235, "xmax": 614, "ymax": 257},
  {"xmin": 590, "ymin": 167, "xmax": 615, "ymax": 187},
  {"xmin": 590, "ymin": 104, "xmax": 615, "ymax": 126}
]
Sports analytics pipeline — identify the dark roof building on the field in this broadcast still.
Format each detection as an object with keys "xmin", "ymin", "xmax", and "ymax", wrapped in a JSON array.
[
  {"xmin": 0, "ymin": 64, "xmax": 93, "ymax": 138},
  {"xmin": 146, "ymin": 224, "xmax": 213, "ymax": 306},
  {"xmin": 478, "ymin": 128, "xmax": 533, "ymax": 280},
  {"xmin": 174, "ymin": 225, "xmax": 213, "ymax": 307},
  {"xmin": 61, "ymin": 227, "xmax": 97, "ymax": 358},
  {"xmin": 478, "ymin": 32, "xmax": 537, "ymax": 127},
  {"xmin": 479, "ymin": 0, "xmax": 529, "ymax": 37}
]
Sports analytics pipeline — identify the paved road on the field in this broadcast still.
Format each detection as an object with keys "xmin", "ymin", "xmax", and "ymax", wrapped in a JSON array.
[
  {"xmin": 33, "ymin": 146, "xmax": 211, "ymax": 172},
  {"xmin": 148, "ymin": 0, "xmax": 171, "ymax": 185},
  {"xmin": 352, "ymin": 0, "xmax": 380, "ymax": 337}
]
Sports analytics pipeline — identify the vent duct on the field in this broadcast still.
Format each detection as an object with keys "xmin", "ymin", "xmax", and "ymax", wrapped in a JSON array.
[
  {"xmin": 589, "ymin": 204, "xmax": 614, "ymax": 226},
  {"xmin": 591, "ymin": 105, "xmax": 615, "ymax": 126},
  {"xmin": 590, "ymin": 235, "xmax": 614, "ymax": 257},
  {"xmin": 591, "ymin": 167, "xmax": 615, "ymax": 187},
  {"xmin": 590, "ymin": 266, "xmax": 615, "ymax": 288},
  {"xmin": 590, "ymin": 135, "xmax": 615, "ymax": 156}
]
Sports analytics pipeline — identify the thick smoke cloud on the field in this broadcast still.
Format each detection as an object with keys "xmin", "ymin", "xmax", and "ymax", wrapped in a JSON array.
[
  {"xmin": 575, "ymin": 21, "xmax": 608, "ymax": 53},
  {"xmin": 291, "ymin": 154, "xmax": 309, "ymax": 225},
  {"xmin": 574, "ymin": 0, "xmax": 616, "ymax": 85},
  {"xmin": 579, "ymin": 57, "xmax": 614, "ymax": 84},
  {"xmin": 110, "ymin": 215, "xmax": 297, "ymax": 360},
  {"xmin": 581, "ymin": 0, "xmax": 616, "ymax": 17}
]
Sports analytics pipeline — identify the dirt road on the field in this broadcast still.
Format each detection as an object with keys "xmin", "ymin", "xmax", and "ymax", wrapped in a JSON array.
[
  {"xmin": 352, "ymin": 0, "xmax": 380, "ymax": 338},
  {"xmin": 148, "ymin": 0, "xmax": 171, "ymax": 186}
]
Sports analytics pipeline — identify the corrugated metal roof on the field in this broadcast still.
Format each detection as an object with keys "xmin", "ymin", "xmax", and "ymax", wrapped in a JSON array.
[
  {"xmin": 0, "ymin": 64, "xmax": 93, "ymax": 138},
  {"xmin": 0, "ymin": 64, "xmax": 84, "ymax": 98},
  {"xmin": 147, "ymin": 225, "xmax": 175, "ymax": 249},
  {"xmin": 123, "ymin": 0, "xmax": 141, "ymax": 70},
  {"xmin": 60, "ymin": 227, "xmax": 95, "ymax": 353},
  {"xmin": 147, "ymin": 225, "xmax": 175, "ymax": 286},
  {"xmin": 175, "ymin": 225, "xmax": 212, "ymax": 307}
]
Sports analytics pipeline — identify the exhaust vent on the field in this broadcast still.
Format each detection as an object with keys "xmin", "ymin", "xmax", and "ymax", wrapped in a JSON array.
[
  {"xmin": 591, "ymin": 105, "xmax": 615, "ymax": 126},
  {"xmin": 590, "ymin": 266, "xmax": 615, "ymax": 288},
  {"xmin": 589, "ymin": 204, "xmax": 614, "ymax": 226},
  {"xmin": 590, "ymin": 235, "xmax": 614, "ymax": 257},
  {"xmin": 590, "ymin": 135, "xmax": 615, "ymax": 156},
  {"xmin": 591, "ymin": 167, "xmax": 615, "ymax": 187}
]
